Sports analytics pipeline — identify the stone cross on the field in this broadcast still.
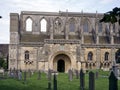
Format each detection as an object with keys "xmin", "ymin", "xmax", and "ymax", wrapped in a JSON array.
[
  {"xmin": 80, "ymin": 69, "xmax": 85, "ymax": 90},
  {"xmin": 89, "ymin": 71, "xmax": 95, "ymax": 90},
  {"xmin": 109, "ymin": 71, "xmax": 118, "ymax": 90}
]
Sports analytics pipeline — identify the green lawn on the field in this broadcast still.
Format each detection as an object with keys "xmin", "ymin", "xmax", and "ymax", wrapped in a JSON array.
[{"xmin": 0, "ymin": 70, "xmax": 120, "ymax": 90}]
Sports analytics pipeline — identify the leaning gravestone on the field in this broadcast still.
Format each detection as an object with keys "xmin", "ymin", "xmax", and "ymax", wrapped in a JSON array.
[
  {"xmin": 38, "ymin": 70, "xmax": 41, "ymax": 80},
  {"xmin": 68, "ymin": 69, "xmax": 73, "ymax": 81},
  {"xmin": 109, "ymin": 71, "xmax": 118, "ymax": 90},
  {"xmin": 80, "ymin": 69, "xmax": 85, "ymax": 90},
  {"xmin": 53, "ymin": 74, "xmax": 57, "ymax": 90},
  {"xmin": 24, "ymin": 71, "xmax": 27, "ymax": 84},
  {"xmin": 75, "ymin": 69, "xmax": 79, "ymax": 79},
  {"xmin": 18, "ymin": 70, "xmax": 22, "ymax": 80},
  {"xmin": 28, "ymin": 69, "xmax": 31, "ymax": 78},
  {"xmin": 89, "ymin": 71, "xmax": 95, "ymax": 90},
  {"xmin": 95, "ymin": 71, "xmax": 99, "ymax": 79}
]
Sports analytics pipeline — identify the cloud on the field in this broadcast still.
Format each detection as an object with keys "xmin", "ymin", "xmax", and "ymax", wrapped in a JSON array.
[{"xmin": 100, "ymin": 0, "xmax": 113, "ymax": 4}]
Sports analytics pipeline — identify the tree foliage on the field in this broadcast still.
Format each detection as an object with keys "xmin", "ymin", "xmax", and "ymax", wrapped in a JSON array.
[{"xmin": 100, "ymin": 7, "xmax": 120, "ymax": 25}]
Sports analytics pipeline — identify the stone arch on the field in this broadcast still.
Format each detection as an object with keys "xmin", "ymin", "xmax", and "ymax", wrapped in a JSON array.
[
  {"xmin": 82, "ymin": 18, "xmax": 92, "ymax": 32},
  {"xmin": 68, "ymin": 17, "xmax": 76, "ymax": 32},
  {"xmin": 54, "ymin": 17, "xmax": 63, "ymax": 33},
  {"xmin": 115, "ymin": 49, "xmax": 120, "ymax": 63},
  {"xmin": 49, "ymin": 51, "xmax": 74, "ymax": 72}
]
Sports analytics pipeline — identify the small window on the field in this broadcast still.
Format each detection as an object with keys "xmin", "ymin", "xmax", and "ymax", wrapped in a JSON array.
[
  {"xmin": 25, "ymin": 51, "xmax": 29, "ymax": 60},
  {"xmin": 26, "ymin": 18, "xmax": 32, "ymax": 31},
  {"xmin": 40, "ymin": 18, "xmax": 47, "ymax": 32},
  {"xmin": 104, "ymin": 52, "xmax": 109, "ymax": 61},
  {"xmin": 83, "ymin": 21, "xmax": 89, "ymax": 32},
  {"xmin": 87, "ymin": 52, "xmax": 93, "ymax": 61}
]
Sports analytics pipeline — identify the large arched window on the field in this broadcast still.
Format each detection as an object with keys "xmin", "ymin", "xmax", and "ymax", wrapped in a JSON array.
[
  {"xmin": 83, "ymin": 20, "xmax": 89, "ymax": 32},
  {"xmin": 26, "ymin": 18, "xmax": 32, "ymax": 31},
  {"xmin": 69, "ymin": 18, "xmax": 75, "ymax": 32},
  {"xmin": 98, "ymin": 23, "xmax": 102, "ymax": 33},
  {"xmin": 40, "ymin": 18, "xmax": 47, "ymax": 32},
  {"xmin": 87, "ymin": 52, "xmax": 93, "ymax": 61},
  {"xmin": 104, "ymin": 52, "xmax": 109, "ymax": 61},
  {"xmin": 25, "ymin": 51, "xmax": 29, "ymax": 60}
]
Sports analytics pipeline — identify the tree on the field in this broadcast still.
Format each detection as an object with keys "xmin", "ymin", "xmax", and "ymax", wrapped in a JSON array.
[{"xmin": 100, "ymin": 7, "xmax": 120, "ymax": 25}]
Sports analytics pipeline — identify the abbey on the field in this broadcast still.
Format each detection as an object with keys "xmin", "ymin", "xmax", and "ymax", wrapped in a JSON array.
[{"xmin": 9, "ymin": 11, "xmax": 120, "ymax": 72}]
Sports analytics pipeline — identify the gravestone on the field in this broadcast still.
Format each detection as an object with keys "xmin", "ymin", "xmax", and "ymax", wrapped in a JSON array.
[
  {"xmin": 18, "ymin": 70, "xmax": 22, "ymax": 80},
  {"xmin": 28, "ymin": 69, "xmax": 31, "ymax": 78},
  {"xmin": 75, "ymin": 70, "xmax": 79, "ymax": 79},
  {"xmin": 95, "ymin": 71, "xmax": 98, "ymax": 79},
  {"xmin": 80, "ymin": 69, "xmax": 85, "ymax": 90},
  {"xmin": 89, "ymin": 71, "xmax": 95, "ymax": 90},
  {"xmin": 53, "ymin": 74, "xmax": 57, "ymax": 90},
  {"xmin": 24, "ymin": 71, "xmax": 27, "ymax": 84},
  {"xmin": 109, "ymin": 71, "xmax": 118, "ymax": 90},
  {"xmin": 48, "ymin": 69, "xmax": 52, "ymax": 81},
  {"xmin": 38, "ymin": 70, "xmax": 41, "ymax": 80},
  {"xmin": 68, "ymin": 69, "xmax": 73, "ymax": 81}
]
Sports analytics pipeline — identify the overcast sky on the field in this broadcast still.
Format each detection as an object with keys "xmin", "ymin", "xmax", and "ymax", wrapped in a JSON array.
[{"xmin": 0, "ymin": 0, "xmax": 120, "ymax": 44}]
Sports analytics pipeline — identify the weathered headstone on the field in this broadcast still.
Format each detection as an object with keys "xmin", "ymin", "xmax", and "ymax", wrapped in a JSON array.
[
  {"xmin": 95, "ymin": 71, "xmax": 99, "ymax": 79},
  {"xmin": 28, "ymin": 69, "xmax": 31, "ymax": 78},
  {"xmin": 18, "ymin": 70, "xmax": 22, "ymax": 80},
  {"xmin": 24, "ymin": 71, "xmax": 27, "ymax": 84},
  {"xmin": 53, "ymin": 74, "xmax": 57, "ymax": 90},
  {"xmin": 80, "ymin": 69, "xmax": 85, "ymax": 90},
  {"xmin": 109, "ymin": 71, "xmax": 118, "ymax": 90},
  {"xmin": 89, "ymin": 71, "xmax": 95, "ymax": 90},
  {"xmin": 75, "ymin": 70, "xmax": 79, "ymax": 79},
  {"xmin": 38, "ymin": 70, "xmax": 41, "ymax": 80},
  {"xmin": 68, "ymin": 69, "xmax": 73, "ymax": 81},
  {"xmin": 48, "ymin": 69, "xmax": 52, "ymax": 81}
]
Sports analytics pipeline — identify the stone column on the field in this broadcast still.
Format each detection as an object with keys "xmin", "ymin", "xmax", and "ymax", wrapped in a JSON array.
[
  {"xmin": 111, "ymin": 48, "xmax": 116, "ymax": 66},
  {"xmin": 50, "ymin": 18, "xmax": 54, "ymax": 39},
  {"xmin": 110, "ymin": 24, "xmax": 114, "ymax": 44},
  {"xmin": 96, "ymin": 48, "xmax": 100, "ymax": 69}
]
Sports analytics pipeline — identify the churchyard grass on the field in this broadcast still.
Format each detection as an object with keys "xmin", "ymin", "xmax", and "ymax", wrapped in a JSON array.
[{"xmin": 0, "ymin": 70, "xmax": 120, "ymax": 90}]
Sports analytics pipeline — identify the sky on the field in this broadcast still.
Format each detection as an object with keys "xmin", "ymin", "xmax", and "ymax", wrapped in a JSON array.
[{"xmin": 0, "ymin": 0, "xmax": 120, "ymax": 44}]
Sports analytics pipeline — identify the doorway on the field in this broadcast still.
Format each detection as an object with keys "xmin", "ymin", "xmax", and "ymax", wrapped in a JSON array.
[{"xmin": 57, "ymin": 59, "xmax": 65, "ymax": 72}]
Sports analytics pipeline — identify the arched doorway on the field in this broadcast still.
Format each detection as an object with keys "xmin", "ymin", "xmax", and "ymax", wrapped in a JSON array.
[
  {"xmin": 115, "ymin": 49, "xmax": 120, "ymax": 63},
  {"xmin": 53, "ymin": 54, "xmax": 71, "ymax": 72},
  {"xmin": 57, "ymin": 59, "xmax": 65, "ymax": 72}
]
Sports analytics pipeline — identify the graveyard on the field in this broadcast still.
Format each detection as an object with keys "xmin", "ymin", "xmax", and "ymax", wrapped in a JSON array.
[{"xmin": 0, "ymin": 69, "xmax": 120, "ymax": 90}]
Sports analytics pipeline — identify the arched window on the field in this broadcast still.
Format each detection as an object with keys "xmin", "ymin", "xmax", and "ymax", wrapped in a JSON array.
[
  {"xmin": 40, "ymin": 18, "xmax": 47, "ymax": 32},
  {"xmin": 98, "ymin": 23, "xmax": 102, "ymax": 33},
  {"xmin": 115, "ymin": 49, "xmax": 120, "ymax": 63},
  {"xmin": 83, "ymin": 20, "xmax": 89, "ymax": 32},
  {"xmin": 25, "ymin": 51, "xmax": 29, "ymax": 60},
  {"xmin": 69, "ymin": 20, "xmax": 75, "ymax": 32},
  {"xmin": 87, "ymin": 52, "xmax": 93, "ymax": 61},
  {"xmin": 104, "ymin": 52, "xmax": 109, "ymax": 61},
  {"xmin": 54, "ymin": 18, "xmax": 62, "ymax": 33},
  {"xmin": 26, "ymin": 18, "xmax": 32, "ymax": 31}
]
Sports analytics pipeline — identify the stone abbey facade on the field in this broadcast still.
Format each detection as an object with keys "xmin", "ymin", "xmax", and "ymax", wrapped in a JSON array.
[{"xmin": 9, "ymin": 11, "xmax": 120, "ymax": 72}]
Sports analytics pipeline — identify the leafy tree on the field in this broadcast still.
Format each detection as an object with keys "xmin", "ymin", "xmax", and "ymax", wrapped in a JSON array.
[{"xmin": 100, "ymin": 7, "xmax": 120, "ymax": 25}]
